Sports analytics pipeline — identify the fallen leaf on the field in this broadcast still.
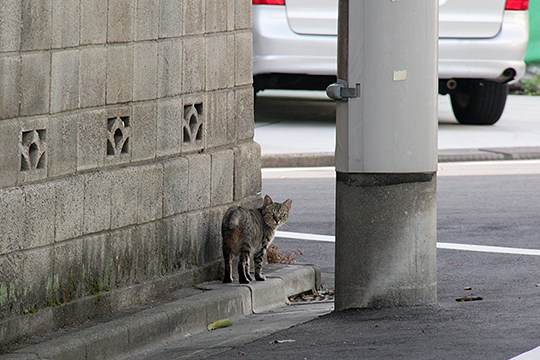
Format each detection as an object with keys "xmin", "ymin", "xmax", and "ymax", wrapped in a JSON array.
[{"xmin": 207, "ymin": 318, "xmax": 233, "ymax": 331}]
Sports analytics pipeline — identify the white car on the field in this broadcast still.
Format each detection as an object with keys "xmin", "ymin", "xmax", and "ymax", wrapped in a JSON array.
[{"xmin": 252, "ymin": 0, "xmax": 529, "ymax": 125}]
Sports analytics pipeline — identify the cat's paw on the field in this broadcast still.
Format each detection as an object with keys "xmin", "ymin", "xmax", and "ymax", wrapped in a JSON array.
[
  {"xmin": 223, "ymin": 277, "xmax": 233, "ymax": 283},
  {"xmin": 239, "ymin": 278, "xmax": 250, "ymax": 284},
  {"xmin": 246, "ymin": 273, "xmax": 253, "ymax": 281},
  {"xmin": 255, "ymin": 274, "xmax": 266, "ymax": 281}
]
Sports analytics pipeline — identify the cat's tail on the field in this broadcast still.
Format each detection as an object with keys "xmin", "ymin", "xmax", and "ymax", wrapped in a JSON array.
[{"xmin": 224, "ymin": 208, "xmax": 241, "ymax": 230}]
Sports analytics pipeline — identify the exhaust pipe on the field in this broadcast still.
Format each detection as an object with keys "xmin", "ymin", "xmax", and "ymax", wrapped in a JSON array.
[{"xmin": 495, "ymin": 68, "xmax": 517, "ymax": 83}]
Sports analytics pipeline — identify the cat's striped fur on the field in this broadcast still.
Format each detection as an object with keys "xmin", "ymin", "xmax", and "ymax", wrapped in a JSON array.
[{"xmin": 222, "ymin": 195, "xmax": 292, "ymax": 284}]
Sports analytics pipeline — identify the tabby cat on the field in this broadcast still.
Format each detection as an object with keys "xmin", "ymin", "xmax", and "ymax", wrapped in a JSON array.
[{"xmin": 222, "ymin": 195, "xmax": 292, "ymax": 284}]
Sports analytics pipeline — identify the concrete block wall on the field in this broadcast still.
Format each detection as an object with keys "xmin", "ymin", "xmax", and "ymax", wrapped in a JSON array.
[{"xmin": 0, "ymin": 0, "xmax": 259, "ymax": 347}]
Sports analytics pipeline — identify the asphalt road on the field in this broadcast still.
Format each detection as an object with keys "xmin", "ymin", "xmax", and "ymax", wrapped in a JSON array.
[
  {"xmin": 203, "ymin": 163, "xmax": 540, "ymax": 360},
  {"xmin": 200, "ymin": 93, "xmax": 540, "ymax": 359},
  {"xmin": 127, "ymin": 165, "xmax": 539, "ymax": 360},
  {"xmin": 262, "ymin": 163, "xmax": 540, "ymax": 293}
]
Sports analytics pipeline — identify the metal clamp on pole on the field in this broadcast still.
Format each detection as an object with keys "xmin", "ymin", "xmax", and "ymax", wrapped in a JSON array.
[{"xmin": 326, "ymin": 82, "xmax": 360, "ymax": 101}]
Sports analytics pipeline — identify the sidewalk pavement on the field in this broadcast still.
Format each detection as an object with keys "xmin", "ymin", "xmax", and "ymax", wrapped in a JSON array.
[
  {"xmin": 256, "ymin": 117, "xmax": 540, "ymax": 167},
  {"xmin": 254, "ymin": 91, "xmax": 540, "ymax": 167},
  {"xmin": 261, "ymin": 147, "xmax": 540, "ymax": 168}
]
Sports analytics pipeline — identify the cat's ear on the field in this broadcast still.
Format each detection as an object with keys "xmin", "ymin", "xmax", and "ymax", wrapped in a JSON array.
[
  {"xmin": 263, "ymin": 195, "xmax": 273, "ymax": 206},
  {"xmin": 282, "ymin": 199, "xmax": 292, "ymax": 210}
]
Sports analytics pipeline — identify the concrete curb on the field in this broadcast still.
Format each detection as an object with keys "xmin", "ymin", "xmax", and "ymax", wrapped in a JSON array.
[
  {"xmin": 3, "ymin": 265, "xmax": 320, "ymax": 360},
  {"xmin": 262, "ymin": 153, "xmax": 335, "ymax": 168},
  {"xmin": 261, "ymin": 146, "xmax": 540, "ymax": 168}
]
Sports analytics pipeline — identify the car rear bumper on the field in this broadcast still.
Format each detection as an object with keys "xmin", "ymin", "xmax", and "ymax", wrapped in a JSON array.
[
  {"xmin": 253, "ymin": 6, "xmax": 529, "ymax": 83},
  {"xmin": 253, "ymin": 6, "xmax": 337, "ymax": 76},
  {"xmin": 439, "ymin": 11, "xmax": 528, "ymax": 82}
]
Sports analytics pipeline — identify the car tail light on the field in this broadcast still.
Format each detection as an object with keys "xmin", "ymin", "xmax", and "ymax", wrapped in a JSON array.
[
  {"xmin": 505, "ymin": 0, "xmax": 529, "ymax": 10},
  {"xmin": 253, "ymin": 0, "xmax": 285, "ymax": 4}
]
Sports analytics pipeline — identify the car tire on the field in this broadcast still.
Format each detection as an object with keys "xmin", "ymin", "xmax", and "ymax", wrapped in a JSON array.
[{"xmin": 450, "ymin": 80, "xmax": 508, "ymax": 126}]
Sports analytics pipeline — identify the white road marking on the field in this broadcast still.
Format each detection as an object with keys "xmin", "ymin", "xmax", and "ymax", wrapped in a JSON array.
[
  {"xmin": 275, "ymin": 231, "xmax": 540, "ymax": 256},
  {"xmin": 437, "ymin": 242, "xmax": 540, "ymax": 256},
  {"xmin": 509, "ymin": 346, "xmax": 540, "ymax": 360},
  {"xmin": 262, "ymin": 166, "xmax": 335, "ymax": 179},
  {"xmin": 276, "ymin": 231, "xmax": 335, "ymax": 243},
  {"xmin": 437, "ymin": 160, "xmax": 540, "ymax": 177}
]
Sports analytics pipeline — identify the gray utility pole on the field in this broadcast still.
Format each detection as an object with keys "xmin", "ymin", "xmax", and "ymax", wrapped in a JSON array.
[{"xmin": 327, "ymin": 0, "xmax": 439, "ymax": 310}]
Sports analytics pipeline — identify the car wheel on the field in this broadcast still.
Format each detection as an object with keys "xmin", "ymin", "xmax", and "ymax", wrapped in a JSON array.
[{"xmin": 450, "ymin": 80, "xmax": 508, "ymax": 125}]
